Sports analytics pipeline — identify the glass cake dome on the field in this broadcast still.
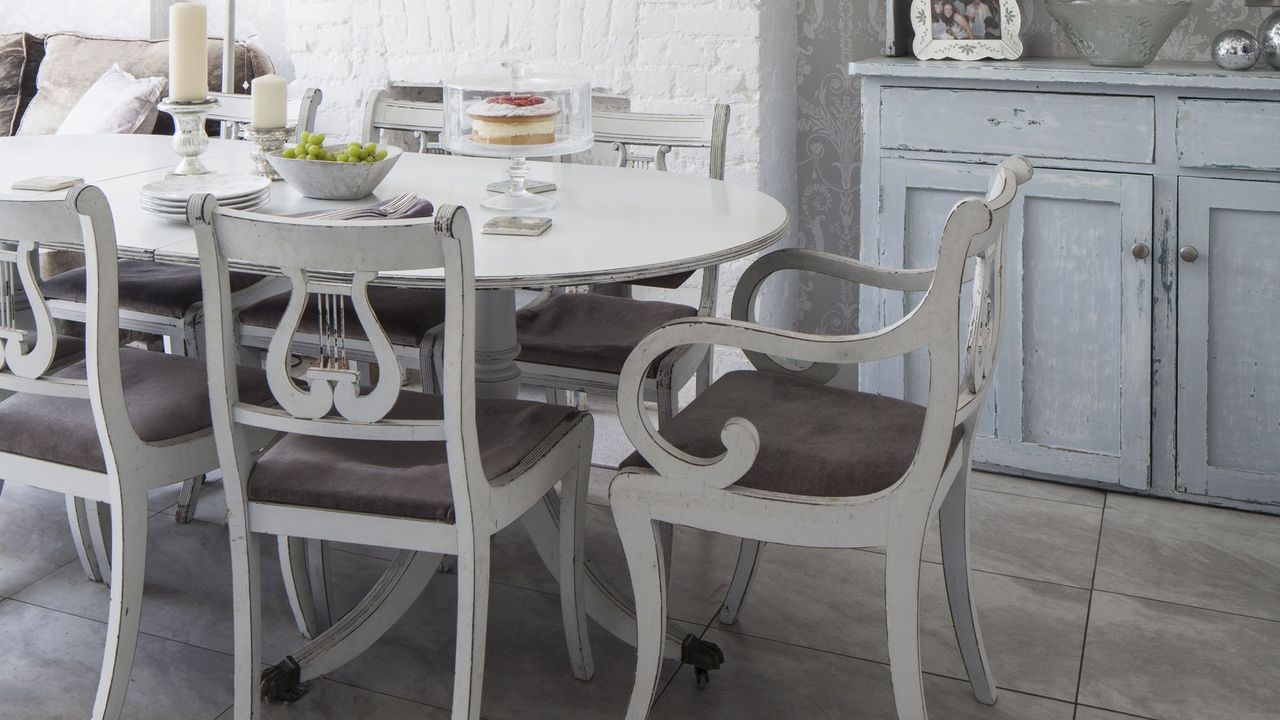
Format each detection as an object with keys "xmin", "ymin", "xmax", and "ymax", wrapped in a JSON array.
[{"xmin": 443, "ymin": 62, "xmax": 593, "ymax": 212}]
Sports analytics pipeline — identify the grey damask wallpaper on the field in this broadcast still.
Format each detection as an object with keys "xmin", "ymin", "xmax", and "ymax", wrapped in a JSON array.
[{"xmin": 795, "ymin": 0, "xmax": 1278, "ymax": 333}]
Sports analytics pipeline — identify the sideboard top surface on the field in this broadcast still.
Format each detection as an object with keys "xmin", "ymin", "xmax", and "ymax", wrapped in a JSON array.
[{"xmin": 850, "ymin": 57, "xmax": 1280, "ymax": 92}]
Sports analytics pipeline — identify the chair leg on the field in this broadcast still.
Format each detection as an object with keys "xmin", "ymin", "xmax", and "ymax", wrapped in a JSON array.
[
  {"xmin": 939, "ymin": 461, "xmax": 998, "ymax": 705},
  {"xmin": 718, "ymin": 539, "xmax": 763, "ymax": 625},
  {"xmin": 559, "ymin": 436, "xmax": 595, "ymax": 681},
  {"xmin": 66, "ymin": 495, "xmax": 106, "ymax": 582},
  {"xmin": 307, "ymin": 539, "xmax": 334, "ymax": 631},
  {"xmin": 90, "ymin": 490, "xmax": 147, "ymax": 720},
  {"xmin": 452, "ymin": 534, "xmax": 492, "ymax": 720},
  {"xmin": 884, "ymin": 521, "xmax": 929, "ymax": 720},
  {"xmin": 87, "ymin": 499, "xmax": 113, "ymax": 585},
  {"xmin": 279, "ymin": 536, "xmax": 320, "ymax": 639},
  {"xmin": 229, "ymin": 514, "xmax": 263, "ymax": 718},
  {"xmin": 544, "ymin": 387, "xmax": 562, "ymax": 405},
  {"xmin": 174, "ymin": 475, "xmax": 204, "ymax": 524},
  {"xmin": 614, "ymin": 504, "xmax": 667, "ymax": 720}
]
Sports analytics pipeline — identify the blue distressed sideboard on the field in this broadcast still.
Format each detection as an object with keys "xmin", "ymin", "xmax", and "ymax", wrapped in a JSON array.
[{"xmin": 851, "ymin": 58, "xmax": 1280, "ymax": 512}]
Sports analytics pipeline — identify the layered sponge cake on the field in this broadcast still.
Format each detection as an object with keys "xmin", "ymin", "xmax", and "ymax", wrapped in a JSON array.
[{"xmin": 467, "ymin": 95, "xmax": 560, "ymax": 145}]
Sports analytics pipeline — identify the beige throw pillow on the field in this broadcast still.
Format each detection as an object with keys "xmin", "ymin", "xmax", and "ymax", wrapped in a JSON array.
[{"xmin": 56, "ymin": 64, "xmax": 165, "ymax": 135}]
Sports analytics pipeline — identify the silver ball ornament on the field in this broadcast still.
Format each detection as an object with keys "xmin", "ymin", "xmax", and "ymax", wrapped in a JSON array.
[
  {"xmin": 1213, "ymin": 29, "xmax": 1261, "ymax": 71},
  {"xmin": 1260, "ymin": 11, "xmax": 1280, "ymax": 70}
]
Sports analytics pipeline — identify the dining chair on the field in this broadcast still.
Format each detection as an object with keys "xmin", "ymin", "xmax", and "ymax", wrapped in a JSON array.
[
  {"xmin": 361, "ymin": 87, "xmax": 448, "ymax": 154},
  {"xmin": 209, "ymin": 88, "xmax": 323, "ymax": 142},
  {"xmin": 0, "ymin": 186, "xmax": 273, "ymax": 720},
  {"xmin": 40, "ymin": 88, "xmax": 322, "ymax": 565},
  {"xmin": 189, "ymin": 197, "xmax": 596, "ymax": 720},
  {"xmin": 514, "ymin": 104, "xmax": 730, "ymax": 422},
  {"xmin": 609, "ymin": 157, "xmax": 1031, "ymax": 720}
]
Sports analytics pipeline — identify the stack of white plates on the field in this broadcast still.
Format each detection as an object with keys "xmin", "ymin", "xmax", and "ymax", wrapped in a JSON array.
[{"xmin": 140, "ymin": 174, "xmax": 271, "ymax": 222}]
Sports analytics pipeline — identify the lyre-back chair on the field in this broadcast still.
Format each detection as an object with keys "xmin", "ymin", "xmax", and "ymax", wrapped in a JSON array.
[
  {"xmin": 208, "ymin": 87, "xmax": 323, "ymax": 142},
  {"xmin": 514, "ymin": 104, "xmax": 731, "ymax": 421},
  {"xmin": 191, "ymin": 198, "xmax": 596, "ymax": 720},
  {"xmin": 362, "ymin": 88, "xmax": 448, "ymax": 154},
  {"xmin": 609, "ymin": 157, "xmax": 1031, "ymax": 720},
  {"xmin": 40, "ymin": 89, "xmax": 322, "ymax": 542},
  {"xmin": 0, "ymin": 187, "xmax": 272, "ymax": 720}
]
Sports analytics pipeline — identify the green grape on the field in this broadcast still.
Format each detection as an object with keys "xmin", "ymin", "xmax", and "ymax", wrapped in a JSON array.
[
  {"xmin": 375, "ymin": 149, "xmax": 388, "ymax": 161},
  {"xmin": 282, "ymin": 147, "xmax": 296, "ymax": 159},
  {"xmin": 298, "ymin": 131, "xmax": 310, "ymax": 145},
  {"xmin": 347, "ymin": 142, "xmax": 362, "ymax": 152},
  {"xmin": 310, "ymin": 133, "xmax": 326, "ymax": 145},
  {"xmin": 326, "ymin": 152, "xmax": 337, "ymax": 161},
  {"xmin": 307, "ymin": 148, "xmax": 323, "ymax": 159},
  {"xmin": 364, "ymin": 142, "xmax": 377, "ymax": 154},
  {"xmin": 346, "ymin": 154, "xmax": 361, "ymax": 163},
  {"xmin": 336, "ymin": 153, "xmax": 349, "ymax": 163}
]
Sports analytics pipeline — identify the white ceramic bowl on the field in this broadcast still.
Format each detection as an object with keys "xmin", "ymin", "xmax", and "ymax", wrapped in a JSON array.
[{"xmin": 266, "ymin": 144, "xmax": 403, "ymax": 200}]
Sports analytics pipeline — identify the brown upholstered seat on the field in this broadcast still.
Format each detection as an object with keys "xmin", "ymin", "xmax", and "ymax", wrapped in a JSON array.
[
  {"xmin": 239, "ymin": 286, "xmax": 447, "ymax": 347},
  {"xmin": 248, "ymin": 391, "xmax": 585, "ymax": 522},
  {"xmin": 515, "ymin": 293, "xmax": 697, "ymax": 376},
  {"xmin": 621, "ymin": 370, "xmax": 963, "ymax": 498},
  {"xmin": 0, "ymin": 347, "xmax": 272, "ymax": 472},
  {"xmin": 41, "ymin": 260, "xmax": 265, "ymax": 317}
]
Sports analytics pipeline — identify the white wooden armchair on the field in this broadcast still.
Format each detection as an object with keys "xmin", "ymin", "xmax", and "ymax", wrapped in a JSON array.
[
  {"xmin": 609, "ymin": 157, "xmax": 1031, "ymax": 720},
  {"xmin": 0, "ymin": 187, "xmax": 273, "ymax": 720},
  {"xmin": 42, "ymin": 89, "xmax": 321, "ymax": 554},
  {"xmin": 361, "ymin": 87, "xmax": 448, "ymax": 154},
  {"xmin": 190, "ymin": 198, "xmax": 595, "ymax": 720},
  {"xmin": 514, "ymin": 105, "xmax": 731, "ymax": 421}
]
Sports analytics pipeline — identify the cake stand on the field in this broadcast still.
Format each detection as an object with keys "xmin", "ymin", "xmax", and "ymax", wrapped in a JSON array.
[{"xmin": 442, "ymin": 63, "xmax": 593, "ymax": 213}]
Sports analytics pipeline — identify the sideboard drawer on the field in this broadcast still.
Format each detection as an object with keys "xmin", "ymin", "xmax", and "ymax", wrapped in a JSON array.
[
  {"xmin": 880, "ymin": 88, "xmax": 1155, "ymax": 163},
  {"xmin": 1177, "ymin": 99, "xmax": 1280, "ymax": 171}
]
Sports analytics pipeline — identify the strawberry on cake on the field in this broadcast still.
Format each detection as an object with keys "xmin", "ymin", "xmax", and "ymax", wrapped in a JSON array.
[{"xmin": 467, "ymin": 94, "xmax": 560, "ymax": 145}]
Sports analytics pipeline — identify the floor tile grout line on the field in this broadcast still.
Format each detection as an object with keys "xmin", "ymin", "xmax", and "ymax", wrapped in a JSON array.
[
  {"xmin": 6, "ymin": 557, "xmax": 81, "ymax": 601},
  {"xmin": 1087, "ymin": 586, "xmax": 1280, "ymax": 626},
  {"xmin": 1073, "ymin": 492, "xmax": 1107, "ymax": 708},
  {"xmin": 325, "ymin": 676, "xmax": 457, "ymax": 715},
  {"xmin": 1074, "ymin": 702, "xmax": 1157, "ymax": 720}
]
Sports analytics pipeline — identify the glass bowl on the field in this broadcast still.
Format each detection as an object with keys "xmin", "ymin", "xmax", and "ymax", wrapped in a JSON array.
[{"xmin": 1045, "ymin": 0, "xmax": 1192, "ymax": 67}]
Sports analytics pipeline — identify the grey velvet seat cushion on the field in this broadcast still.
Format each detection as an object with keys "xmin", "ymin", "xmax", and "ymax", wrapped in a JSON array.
[
  {"xmin": 0, "ymin": 32, "xmax": 44, "ymax": 136},
  {"xmin": 41, "ymin": 260, "xmax": 265, "ymax": 318},
  {"xmin": 239, "ymin": 287, "xmax": 447, "ymax": 347},
  {"xmin": 248, "ymin": 392, "xmax": 584, "ymax": 522},
  {"xmin": 0, "ymin": 347, "xmax": 271, "ymax": 472},
  {"xmin": 515, "ymin": 293, "xmax": 697, "ymax": 376},
  {"xmin": 621, "ymin": 370, "xmax": 963, "ymax": 498}
]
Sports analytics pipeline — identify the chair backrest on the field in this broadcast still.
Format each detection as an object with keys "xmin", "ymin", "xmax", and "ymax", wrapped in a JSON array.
[
  {"xmin": 0, "ymin": 186, "xmax": 147, "ymax": 471},
  {"xmin": 592, "ymin": 104, "xmax": 730, "ymax": 180},
  {"xmin": 209, "ymin": 88, "xmax": 323, "ymax": 142},
  {"xmin": 189, "ymin": 197, "xmax": 488, "ymax": 519},
  {"xmin": 361, "ymin": 88, "xmax": 448, "ymax": 154}
]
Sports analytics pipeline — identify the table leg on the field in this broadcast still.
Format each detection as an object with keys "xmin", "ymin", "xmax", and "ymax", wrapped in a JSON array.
[{"xmin": 474, "ymin": 288, "xmax": 522, "ymax": 399}]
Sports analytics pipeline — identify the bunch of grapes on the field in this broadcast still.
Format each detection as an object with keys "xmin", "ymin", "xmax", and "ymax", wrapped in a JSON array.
[{"xmin": 282, "ymin": 132, "xmax": 390, "ymax": 163}]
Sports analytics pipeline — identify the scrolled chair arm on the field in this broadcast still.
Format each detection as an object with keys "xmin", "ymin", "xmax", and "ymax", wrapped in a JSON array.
[{"xmin": 617, "ymin": 312, "xmax": 930, "ymax": 490}]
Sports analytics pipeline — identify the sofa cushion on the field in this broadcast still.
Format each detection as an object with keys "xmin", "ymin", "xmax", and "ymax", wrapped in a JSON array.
[
  {"xmin": 17, "ymin": 32, "xmax": 273, "ymax": 136},
  {"xmin": 57, "ymin": 64, "xmax": 166, "ymax": 135},
  {"xmin": 0, "ymin": 32, "xmax": 44, "ymax": 136}
]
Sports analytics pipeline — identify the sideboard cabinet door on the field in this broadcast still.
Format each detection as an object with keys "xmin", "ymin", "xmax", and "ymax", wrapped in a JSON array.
[
  {"xmin": 868, "ymin": 159, "xmax": 1153, "ymax": 488},
  {"xmin": 1177, "ymin": 178, "xmax": 1280, "ymax": 505}
]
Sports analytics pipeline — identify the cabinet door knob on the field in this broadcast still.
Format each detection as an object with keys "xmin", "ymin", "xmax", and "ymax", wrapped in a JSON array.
[
  {"xmin": 1179, "ymin": 246, "xmax": 1199, "ymax": 263},
  {"xmin": 1131, "ymin": 243, "xmax": 1151, "ymax": 260}
]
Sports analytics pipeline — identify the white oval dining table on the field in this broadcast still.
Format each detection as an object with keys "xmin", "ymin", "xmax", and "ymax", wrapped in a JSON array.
[{"xmin": 0, "ymin": 133, "xmax": 788, "ymax": 685}]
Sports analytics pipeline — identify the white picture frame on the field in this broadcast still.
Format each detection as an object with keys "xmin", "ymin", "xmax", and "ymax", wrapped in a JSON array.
[{"xmin": 912, "ymin": 0, "xmax": 1023, "ymax": 60}]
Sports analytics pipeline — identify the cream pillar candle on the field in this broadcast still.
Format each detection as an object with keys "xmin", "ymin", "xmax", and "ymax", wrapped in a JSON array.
[
  {"xmin": 168, "ymin": 2, "xmax": 208, "ymax": 102},
  {"xmin": 250, "ymin": 74, "xmax": 287, "ymax": 128}
]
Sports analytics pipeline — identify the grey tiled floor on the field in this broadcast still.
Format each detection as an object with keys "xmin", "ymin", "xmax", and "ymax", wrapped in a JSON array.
[{"xmin": 2, "ymin": 404, "xmax": 1279, "ymax": 720}]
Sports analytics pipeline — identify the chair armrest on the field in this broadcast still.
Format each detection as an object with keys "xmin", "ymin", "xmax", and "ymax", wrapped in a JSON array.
[{"xmin": 617, "ymin": 314, "xmax": 926, "ymax": 489}]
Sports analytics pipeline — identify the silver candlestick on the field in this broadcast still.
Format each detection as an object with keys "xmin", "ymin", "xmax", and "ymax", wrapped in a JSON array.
[
  {"xmin": 158, "ymin": 97, "xmax": 220, "ymax": 176},
  {"xmin": 243, "ymin": 126, "xmax": 294, "ymax": 181}
]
